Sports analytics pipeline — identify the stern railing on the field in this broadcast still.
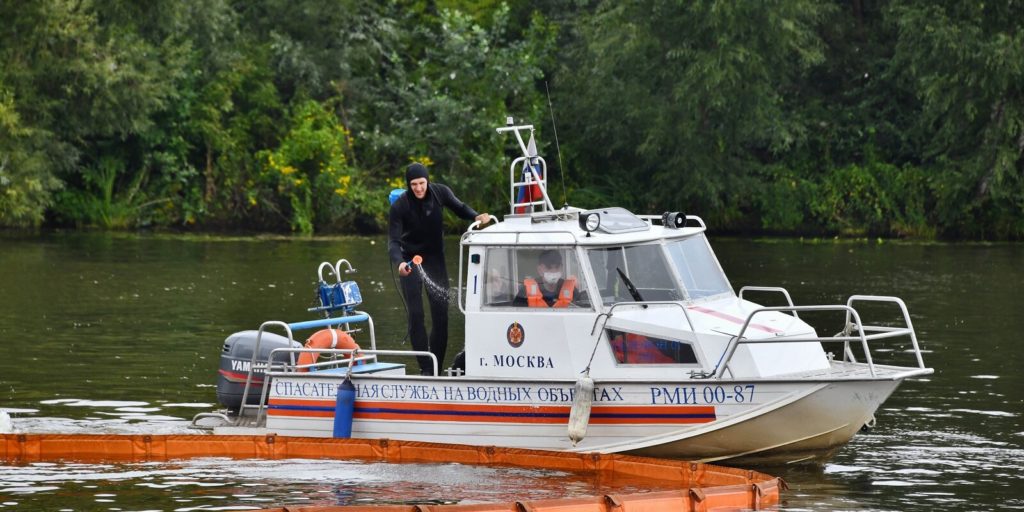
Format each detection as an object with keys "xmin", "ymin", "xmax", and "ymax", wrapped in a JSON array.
[
  {"xmin": 252, "ymin": 347, "xmax": 439, "ymax": 426},
  {"xmin": 229, "ymin": 311, "xmax": 437, "ymax": 427}
]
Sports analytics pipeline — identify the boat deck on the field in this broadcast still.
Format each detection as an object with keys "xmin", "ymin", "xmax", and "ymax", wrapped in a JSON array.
[{"xmin": 771, "ymin": 360, "xmax": 933, "ymax": 382}]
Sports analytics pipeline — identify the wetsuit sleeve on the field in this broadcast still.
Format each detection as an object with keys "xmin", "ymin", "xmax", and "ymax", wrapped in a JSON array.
[
  {"xmin": 388, "ymin": 201, "xmax": 405, "ymax": 265},
  {"xmin": 435, "ymin": 184, "xmax": 479, "ymax": 221}
]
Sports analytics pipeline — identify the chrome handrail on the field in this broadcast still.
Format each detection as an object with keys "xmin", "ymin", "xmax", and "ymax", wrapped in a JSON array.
[
  {"xmin": 509, "ymin": 155, "xmax": 553, "ymax": 213},
  {"xmin": 714, "ymin": 297, "xmax": 928, "ymax": 379},
  {"xmin": 847, "ymin": 295, "xmax": 926, "ymax": 369},
  {"xmin": 636, "ymin": 214, "xmax": 708, "ymax": 230},
  {"xmin": 497, "ymin": 121, "xmax": 555, "ymax": 214},
  {"xmin": 715, "ymin": 305, "xmax": 873, "ymax": 379},
  {"xmin": 604, "ymin": 301, "xmax": 702, "ymax": 366},
  {"xmin": 606, "ymin": 301, "xmax": 699, "ymax": 336},
  {"xmin": 266, "ymin": 348, "xmax": 437, "ymax": 376},
  {"xmin": 738, "ymin": 286, "xmax": 800, "ymax": 319},
  {"xmin": 236, "ymin": 321, "xmax": 293, "ymax": 423},
  {"xmin": 317, "ymin": 258, "xmax": 356, "ymax": 283},
  {"xmin": 235, "ymin": 312, "xmax": 377, "ymax": 426}
]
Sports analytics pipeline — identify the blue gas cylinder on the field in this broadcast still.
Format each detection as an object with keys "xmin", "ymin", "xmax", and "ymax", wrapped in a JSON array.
[{"xmin": 333, "ymin": 376, "xmax": 356, "ymax": 438}]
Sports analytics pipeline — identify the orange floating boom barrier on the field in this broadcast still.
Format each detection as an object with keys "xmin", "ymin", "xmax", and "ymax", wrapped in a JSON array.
[{"xmin": 0, "ymin": 434, "xmax": 783, "ymax": 511}]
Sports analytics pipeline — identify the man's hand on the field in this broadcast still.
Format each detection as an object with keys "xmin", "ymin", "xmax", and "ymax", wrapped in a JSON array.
[
  {"xmin": 475, "ymin": 213, "xmax": 496, "ymax": 225},
  {"xmin": 398, "ymin": 262, "xmax": 412, "ymax": 277}
]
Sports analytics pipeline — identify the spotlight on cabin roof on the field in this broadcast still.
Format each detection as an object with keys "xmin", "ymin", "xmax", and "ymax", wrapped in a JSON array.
[
  {"xmin": 579, "ymin": 207, "xmax": 648, "ymax": 234},
  {"xmin": 578, "ymin": 211, "xmax": 601, "ymax": 234}
]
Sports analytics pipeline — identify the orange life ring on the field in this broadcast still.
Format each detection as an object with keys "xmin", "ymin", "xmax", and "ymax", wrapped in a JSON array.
[{"xmin": 297, "ymin": 329, "xmax": 359, "ymax": 372}]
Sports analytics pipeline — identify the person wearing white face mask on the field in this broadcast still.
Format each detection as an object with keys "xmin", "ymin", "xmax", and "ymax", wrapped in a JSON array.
[{"xmin": 514, "ymin": 250, "xmax": 577, "ymax": 308}]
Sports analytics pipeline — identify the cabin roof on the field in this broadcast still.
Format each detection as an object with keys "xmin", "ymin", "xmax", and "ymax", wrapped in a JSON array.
[{"xmin": 463, "ymin": 208, "xmax": 707, "ymax": 247}]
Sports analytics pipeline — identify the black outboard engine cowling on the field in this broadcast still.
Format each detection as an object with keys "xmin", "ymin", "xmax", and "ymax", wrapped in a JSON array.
[{"xmin": 217, "ymin": 330, "xmax": 301, "ymax": 411}]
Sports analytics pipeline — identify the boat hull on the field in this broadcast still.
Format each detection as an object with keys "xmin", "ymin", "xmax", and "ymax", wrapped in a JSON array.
[
  {"xmin": 238, "ymin": 365, "xmax": 913, "ymax": 463},
  {"xmin": 625, "ymin": 379, "xmax": 900, "ymax": 463}
]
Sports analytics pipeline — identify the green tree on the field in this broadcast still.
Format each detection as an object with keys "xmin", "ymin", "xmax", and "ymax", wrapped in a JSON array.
[
  {"xmin": 560, "ymin": 0, "xmax": 830, "ymax": 226},
  {"xmin": 0, "ymin": 0, "xmax": 189, "ymax": 228},
  {"xmin": 258, "ymin": 99, "xmax": 364, "ymax": 234},
  {"xmin": 888, "ymin": 0, "xmax": 1024, "ymax": 238},
  {"xmin": 0, "ymin": 88, "xmax": 62, "ymax": 226},
  {"xmin": 357, "ymin": 4, "xmax": 557, "ymax": 215},
  {"xmin": 0, "ymin": 1, "xmax": 100, "ymax": 226}
]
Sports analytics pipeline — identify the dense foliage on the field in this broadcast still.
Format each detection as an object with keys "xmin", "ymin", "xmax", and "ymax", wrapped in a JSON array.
[{"xmin": 1, "ymin": 0, "xmax": 1021, "ymax": 238}]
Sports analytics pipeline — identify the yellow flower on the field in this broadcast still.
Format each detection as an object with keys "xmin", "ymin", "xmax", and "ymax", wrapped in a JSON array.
[
  {"xmin": 281, "ymin": 166, "xmax": 297, "ymax": 176},
  {"xmin": 334, "ymin": 175, "xmax": 352, "ymax": 196},
  {"xmin": 411, "ymin": 156, "xmax": 434, "ymax": 167}
]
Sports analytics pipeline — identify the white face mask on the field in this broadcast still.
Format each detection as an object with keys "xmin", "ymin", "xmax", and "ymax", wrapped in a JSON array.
[{"xmin": 542, "ymin": 271, "xmax": 563, "ymax": 285}]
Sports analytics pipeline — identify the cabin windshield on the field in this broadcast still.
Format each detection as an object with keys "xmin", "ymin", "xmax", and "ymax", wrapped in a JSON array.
[
  {"xmin": 664, "ymin": 235, "xmax": 732, "ymax": 300},
  {"xmin": 587, "ymin": 244, "xmax": 683, "ymax": 304},
  {"xmin": 586, "ymin": 234, "xmax": 731, "ymax": 305}
]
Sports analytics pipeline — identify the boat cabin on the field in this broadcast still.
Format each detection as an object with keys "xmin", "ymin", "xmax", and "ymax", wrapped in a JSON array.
[{"xmin": 461, "ymin": 208, "xmax": 827, "ymax": 382}]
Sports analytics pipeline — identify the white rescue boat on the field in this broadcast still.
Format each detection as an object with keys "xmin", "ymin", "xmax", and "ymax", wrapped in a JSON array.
[{"xmin": 195, "ymin": 120, "xmax": 933, "ymax": 464}]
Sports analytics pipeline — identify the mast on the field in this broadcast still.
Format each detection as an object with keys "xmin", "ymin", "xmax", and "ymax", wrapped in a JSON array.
[{"xmin": 497, "ymin": 118, "xmax": 555, "ymax": 214}]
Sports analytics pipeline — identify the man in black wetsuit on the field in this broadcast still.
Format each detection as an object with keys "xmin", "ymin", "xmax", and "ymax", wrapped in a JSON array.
[{"xmin": 389, "ymin": 162, "xmax": 492, "ymax": 375}]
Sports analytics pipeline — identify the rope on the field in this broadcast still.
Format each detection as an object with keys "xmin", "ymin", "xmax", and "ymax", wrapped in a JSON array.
[{"xmin": 583, "ymin": 313, "xmax": 612, "ymax": 374}]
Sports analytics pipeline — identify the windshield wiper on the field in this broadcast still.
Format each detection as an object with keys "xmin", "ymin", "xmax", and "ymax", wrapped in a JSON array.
[{"xmin": 615, "ymin": 267, "xmax": 645, "ymax": 302}]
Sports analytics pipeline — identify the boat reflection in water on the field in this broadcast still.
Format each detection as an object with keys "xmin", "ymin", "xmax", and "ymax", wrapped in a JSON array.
[{"xmin": 195, "ymin": 120, "xmax": 933, "ymax": 465}]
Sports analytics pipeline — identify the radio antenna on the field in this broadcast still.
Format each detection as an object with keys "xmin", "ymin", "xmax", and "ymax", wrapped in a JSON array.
[{"xmin": 545, "ymin": 81, "xmax": 568, "ymax": 208}]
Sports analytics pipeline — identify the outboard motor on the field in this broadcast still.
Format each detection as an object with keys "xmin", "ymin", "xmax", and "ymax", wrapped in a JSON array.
[{"xmin": 217, "ymin": 330, "xmax": 301, "ymax": 411}]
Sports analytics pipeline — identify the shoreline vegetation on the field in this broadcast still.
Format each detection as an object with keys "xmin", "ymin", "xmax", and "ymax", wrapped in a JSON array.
[
  {"xmin": 4, "ymin": 228, "xmax": 1017, "ymax": 249},
  {"xmin": 1, "ymin": 1, "xmax": 1022, "ymax": 240}
]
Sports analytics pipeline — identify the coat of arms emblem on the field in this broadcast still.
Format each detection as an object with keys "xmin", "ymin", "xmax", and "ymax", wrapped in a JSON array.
[{"xmin": 506, "ymin": 322, "xmax": 524, "ymax": 348}]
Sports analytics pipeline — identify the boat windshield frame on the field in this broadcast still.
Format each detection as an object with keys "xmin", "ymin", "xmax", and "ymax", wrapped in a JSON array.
[
  {"xmin": 584, "ymin": 233, "xmax": 733, "ymax": 308},
  {"xmin": 663, "ymin": 234, "xmax": 734, "ymax": 301}
]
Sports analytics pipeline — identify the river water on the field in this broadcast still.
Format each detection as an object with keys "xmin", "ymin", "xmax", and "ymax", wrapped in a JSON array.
[{"xmin": 0, "ymin": 232, "xmax": 1021, "ymax": 511}]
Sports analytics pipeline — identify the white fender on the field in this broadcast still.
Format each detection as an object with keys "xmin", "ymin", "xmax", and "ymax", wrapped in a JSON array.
[
  {"xmin": 0, "ymin": 410, "xmax": 12, "ymax": 434},
  {"xmin": 567, "ymin": 371, "xmax": 594, "ymax": 446}
]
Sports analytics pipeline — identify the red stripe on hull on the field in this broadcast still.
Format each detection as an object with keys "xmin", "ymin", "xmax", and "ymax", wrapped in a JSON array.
[{"xmin": 267, "ymin": 399, "xmax": 715, "ymax": 424}]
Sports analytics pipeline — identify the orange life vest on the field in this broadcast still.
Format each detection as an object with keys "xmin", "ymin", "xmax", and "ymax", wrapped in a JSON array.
[{"xmin": 523, "ymin": 277, "xmax": 576, "ymax": 308}]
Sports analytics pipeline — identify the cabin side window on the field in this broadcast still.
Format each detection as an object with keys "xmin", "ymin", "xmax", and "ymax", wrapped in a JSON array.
[
  {"xmin": 482, "ymin": 247, "xmax": 592, "ymax": 310},
  {"xmin": 606, "ymin": 329, "xmax": 699, "ymax": 365},
  {"xmin": 483, "ymin": 248, "xmax": 516, "ymax": 306}
]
